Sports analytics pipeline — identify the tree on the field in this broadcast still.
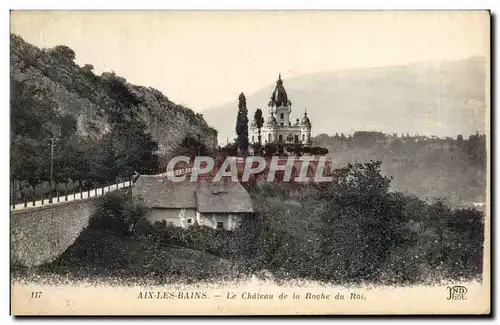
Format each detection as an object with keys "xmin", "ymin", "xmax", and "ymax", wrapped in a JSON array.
[
  {"xmin": 317, "ymin": 161, "xmax": 400, "ymax": 283},
  {"xmin": 254, "ymin": 108, "xmax": 265, "ymax": 144},
  {"xmin": 294, "ymin": 143, "xmax": 303, "ymax": 157},
  {"xmin": 82, "ymin": 64, "xmax": 94, "ymax": 72},
  {"xmin": 60, "ymin": 114, "xmax": 78, "ymax": 137},
  {"xmin": 49, "ymin": 45, "xmax": 76, "ymax": 61},
  {"xmin": 172, "ymin": 135, "xmax": 211, "ymax": 161},
  {"xmin": 236, "ymin": 92, "xmax": 249, "ymax": 153},
  {"xmin": 263, "ymin": 143, "xmax": 277, "ymax": 156},
  {"xmin": 10, "ymin": 78, "xmax": 61, "ymax": 140}
]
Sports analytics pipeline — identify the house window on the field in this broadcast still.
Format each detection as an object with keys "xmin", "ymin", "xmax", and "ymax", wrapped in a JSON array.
[
  {"xmin": 280, "ymin": 113, "xmax": 284, "ymax": 119},
  {"xmin": 302, "ymin": 134, "xmax": 305, "ymax": 142},
  {"xmin": 278, "ymin": 135, "xmax": 283, "ymax": 143},
  {"xmin": 252, "ymin": 135, "xmax": 254, "ymax": 143},
  {"xmin": 295, "ymin": 135, "xmax": 299, "ymax": 143},
  {"xmin": 187, "ymin": 218, "xmax": 192, "ymax": 224},
  {"xmin": 280, "ymin": 122, "xmax": 284, "ymax": 126},
  {"xmin": 217, "ymin": 221, "xmax": 224, "ymax": 229},
  {"xmin": 268, "ymin": 133, "xmax": 272, "ymax": 142}
]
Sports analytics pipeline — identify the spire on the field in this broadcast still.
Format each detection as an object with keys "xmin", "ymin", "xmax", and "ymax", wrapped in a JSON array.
[
  {"xmin": 270, "ymin": 73, "xmax": 289, "ymax": 107},
  {"xmin": 301, "ymin": 110, "xmax": 311, "ymax": 128}
]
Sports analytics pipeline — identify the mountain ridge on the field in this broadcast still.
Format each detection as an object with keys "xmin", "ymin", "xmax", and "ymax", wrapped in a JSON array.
[
  {"xmin": 204, "ymin": 56, "xmax": 487, "ymax": 143},
  {"xmin": 10, "ymin": 34, "xmax": 218, "ymax": 154}
]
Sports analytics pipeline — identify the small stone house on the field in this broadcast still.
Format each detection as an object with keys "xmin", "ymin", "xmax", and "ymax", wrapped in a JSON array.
[{"xmin": 132, "ymin": 176, "xmax": 254, "ymax": 231}]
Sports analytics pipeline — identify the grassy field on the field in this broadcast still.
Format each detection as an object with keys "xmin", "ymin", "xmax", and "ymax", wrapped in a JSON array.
[{"xmin": 12, "ymin": 228, "xmax": 237, "ymax": 285}]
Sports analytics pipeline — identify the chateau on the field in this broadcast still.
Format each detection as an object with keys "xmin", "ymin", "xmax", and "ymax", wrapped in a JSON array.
[{"xmin": 249, "ymin": 74, "xmax": 312, "ymax": 146}]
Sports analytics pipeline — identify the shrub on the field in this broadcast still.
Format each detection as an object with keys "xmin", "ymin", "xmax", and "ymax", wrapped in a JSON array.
[{"xmin": 88, "ymin": 190, "xmax": 147, "ymax": 237}]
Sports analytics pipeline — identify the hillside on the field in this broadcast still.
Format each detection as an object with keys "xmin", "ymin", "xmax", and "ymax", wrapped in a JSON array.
[
  {"xmin": 203, "ymin": 57, "xmax": 487, "ymax": 142},
  {"xmin": 311, "ymin": 132, "xmax": 487, "ymax": 207},
  {"xmin": 10, "ymin": 34, "xmax": 217, "ymax": 154}
]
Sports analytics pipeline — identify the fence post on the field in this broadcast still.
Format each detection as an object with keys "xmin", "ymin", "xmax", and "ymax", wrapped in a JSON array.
[
  {"xmin": 73, "ymin": 180, "xmax": 76, "ymax": 200},
  {"xmin": 87, "ymin": 182, "xmax": 90, "ymax": 198},
  {"xmin": 31, "ymin": 185, "xmax": 35, "ymax": 207},
  {"xmin": 116, "ymin": 177, "xmax": 119, "ymax": 190},
  {"xmin": 102, "ymin": 183, "xmax": 104, "ymax": 195},
  {"xmin": 24, "ymin": 186, "xmax": 28, "ymax": 208},
  {"xmin": 65, "ymin": 182, "xmax": 68, "ymax": 201},
  {"xmin": 80, "ymin": 181, "xmax": 83, "ymax": 199},
  {"xmin": 94, "ymin": 183, "xmax": 97, "ymax": 196},
  {"xmin": 41, "ymin": 183, "xmax": 44, "ymax": 205},
  {"xmin": 56, "ymin": 183, "xmax": 60, "ymax": 203}
]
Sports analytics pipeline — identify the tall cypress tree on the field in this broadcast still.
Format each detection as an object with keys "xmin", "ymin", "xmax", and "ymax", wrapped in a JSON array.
[{"xmin": 236, "ymin": 92, "xmax": 249, "ymax": 153}]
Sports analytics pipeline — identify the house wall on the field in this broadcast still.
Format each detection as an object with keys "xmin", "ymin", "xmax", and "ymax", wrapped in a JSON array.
[
  {"xmin": 196, "ymin": 212, "xmax": 242, "ymax": 231},
  {"xmin": 146, "ymin": 208, "xmax": 196, "ymax": 228}
]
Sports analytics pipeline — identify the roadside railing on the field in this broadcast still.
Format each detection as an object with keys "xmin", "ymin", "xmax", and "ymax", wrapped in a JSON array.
[{"xmin": 10, "ymin": 168, "xmax": 194, "ymax": 211}]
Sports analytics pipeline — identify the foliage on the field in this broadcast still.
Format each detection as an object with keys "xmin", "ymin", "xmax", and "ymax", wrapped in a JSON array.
[
  {"xmin": 10, "ymin": 78, "xmax": 60, "ymax": 140},
  {"xmin": 171, "ymin": 134, "xmax": 212, "ymax": 161},
  {"xmin": 253, "ymin": 108, "xmax": 264, "ymax": 143},
  {"xmin": 88, "ymin": 191, "xmax": 147, "ymax": 237},
  {"xmin": 218, "ymin": 142, "xmax": 238, "ymax": 156},
  {"xmin": 237, "ymin": 162, "xmax": 483, "ymax": 284},
  {"xmin": 30, "ymin": 161, "xmax": 484, "ymax": 285},
  {"xmin": 263, "ymin": 143, "xmax": 278, "ymax": 156},
  {"xmin": 236, "ymin": 92, "xmax": 249, "ymax": 153},
  {"xmin": 48, "ymin": 45, "xmax": 76, "ymax": 61}
]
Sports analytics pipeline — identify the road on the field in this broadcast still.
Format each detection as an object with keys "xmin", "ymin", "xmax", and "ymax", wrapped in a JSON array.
[{"xmin": 11, "ymin": 168, "xmax": 193, "ymax": 211}]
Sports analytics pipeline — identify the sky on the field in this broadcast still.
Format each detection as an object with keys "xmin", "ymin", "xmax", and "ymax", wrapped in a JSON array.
[{"xmin": 10, "ymin": 10, "xmax": 489, "ymax": 111}]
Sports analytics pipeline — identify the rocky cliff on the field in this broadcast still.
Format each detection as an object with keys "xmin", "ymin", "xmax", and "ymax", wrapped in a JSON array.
[{"xmin": 10, "ymin": 34, "xmax": 217, "ymax": 154}]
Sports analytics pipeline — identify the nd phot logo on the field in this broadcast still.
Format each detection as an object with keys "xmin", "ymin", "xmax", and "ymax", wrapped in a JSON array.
[{"xmin": 446, "ymin": 286, "xmax": 468, "ymax": 300}]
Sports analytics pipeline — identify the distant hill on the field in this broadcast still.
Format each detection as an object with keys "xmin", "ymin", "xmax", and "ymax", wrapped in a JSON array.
[
  {"xmin": 10, "ymin": 34, "xmax": 218, "ymax": 154},
  {"xmin": 203, "ymin": 57, "xmax": 487, "ymax": 142}
]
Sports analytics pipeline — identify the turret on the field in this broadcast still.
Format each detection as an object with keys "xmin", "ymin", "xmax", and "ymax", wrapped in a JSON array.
[{"xmin": 269, "ymin": 74, "xmax": 292, "ymax": 126}]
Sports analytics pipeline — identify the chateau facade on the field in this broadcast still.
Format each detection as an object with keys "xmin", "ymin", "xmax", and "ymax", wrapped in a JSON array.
[{"xmin": 250, "ymin": 74, "xmax": 312, "ymax": 146}]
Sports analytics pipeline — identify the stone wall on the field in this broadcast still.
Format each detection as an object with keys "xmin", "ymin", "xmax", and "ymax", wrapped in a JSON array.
[{"xmin": 10, "ymin": 198, "xmax": 97, "ymax": 267}]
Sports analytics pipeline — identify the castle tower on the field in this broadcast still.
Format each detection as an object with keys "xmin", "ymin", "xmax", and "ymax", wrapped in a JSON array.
[
  {"xmin": 300, "ymin": 111, "xmax": 312, "ymax": 146},
  {"xmin": 248, "ymin": 73, "xmax": 312, "ymax": 149},
  {"xmin": 268, "ymin": 73, "xmax": 292, "ymax": 127}
]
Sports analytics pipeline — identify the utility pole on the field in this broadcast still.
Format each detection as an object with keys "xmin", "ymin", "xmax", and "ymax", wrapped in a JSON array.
[
  {"xmin": 196, "ymin": 133, "xmax": 201, "ymax": 156},
  {"xmin": 49, "ymin": 137, "xmax": 55, "ymax": 203}
]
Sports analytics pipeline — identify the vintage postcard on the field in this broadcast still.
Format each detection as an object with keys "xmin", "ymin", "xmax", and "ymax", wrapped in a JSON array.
[{"xmin": 9, "ymin": 10, "xmax": 490, "ymax": 315}]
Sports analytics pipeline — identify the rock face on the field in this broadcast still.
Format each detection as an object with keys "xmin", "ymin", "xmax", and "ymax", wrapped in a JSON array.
[{"xmin": 10, "ymin": 34, "xmax": 217, "ymax": 154}]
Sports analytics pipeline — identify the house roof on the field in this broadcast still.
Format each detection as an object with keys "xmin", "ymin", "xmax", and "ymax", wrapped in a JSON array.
[
  {"xmin": 195, "ymin": 179, "xmax": 254, "ymax": 214},
  {"xmin": 132, "ymin": 175, "xmax": 254, "ymax": 214},
  {"xmin": 132, "ymin": 175, "xmax": 196, "ymax": 209}
]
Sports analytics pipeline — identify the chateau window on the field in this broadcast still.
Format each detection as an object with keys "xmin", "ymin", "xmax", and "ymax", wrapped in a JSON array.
[
  {"xmin": 302, "ymin": 134, "xmax": 305, "ymax": 142},
  {"xmin": 217, "ymin": 221, "xmax": 224, "ymax": 229},
  {"xmin": 268, "ymin": 133, "xmax": 272, "ymax": 142},
  {"xmin": 279, "ymin": 135, "xmax": 283, "ymax": 143},
  {"xmin": 280, "ymin": 122, "xmax": 284, "ymax": 126},
  {"xmin": 295, "ymin": 135, "xmax": 299, "ymax": 143},
  {"xmin": 280, "ymin": 113, "xmax": 284, "ymax": 119},
  {"xmin": 252, "ymin": 135, "xmax": 254, "ymax": 143},
  {"xmin": 187, "ymin": 218, "xmax": 192, "ymax": 224}
]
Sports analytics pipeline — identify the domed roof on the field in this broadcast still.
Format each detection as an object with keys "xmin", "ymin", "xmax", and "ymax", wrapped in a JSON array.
[
  {"xmin": 301, "ymin": 111, "xmax": 311, "ymax": 127},
  {"xmin": 269, "ymin": 73, "xmax": 291, "ymax": 107},
  {"xmin": 267, "ymin": 113, "xmax": 277, "ymax": 126}
]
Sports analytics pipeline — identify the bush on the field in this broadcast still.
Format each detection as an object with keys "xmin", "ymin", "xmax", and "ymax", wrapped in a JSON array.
[{"xmin": 88, "ymin": 190, "xmax": 147, "ymax": 237}]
